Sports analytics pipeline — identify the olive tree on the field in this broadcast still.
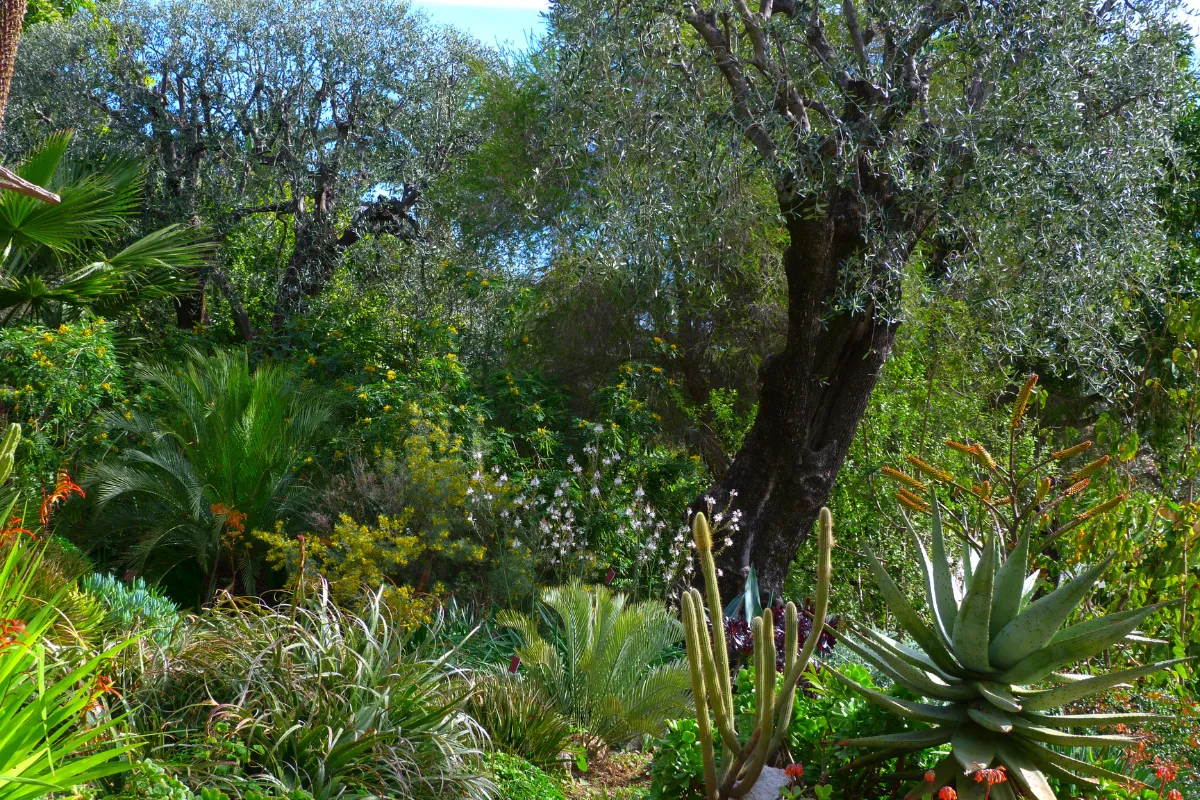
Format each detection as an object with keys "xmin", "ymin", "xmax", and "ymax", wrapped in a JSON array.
[
  {"xmin": 519, "ymin": 0, "xmax": 1189, "ymax": 593},
  {"xmin": 10, "ymin": 0, "xmax": 486, "ymax": 333}
]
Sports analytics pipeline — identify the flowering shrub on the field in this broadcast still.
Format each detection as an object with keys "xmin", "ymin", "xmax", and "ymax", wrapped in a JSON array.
[{"xmin": 0, "ymin": 319, "xmax": 123, "ymax": 490}]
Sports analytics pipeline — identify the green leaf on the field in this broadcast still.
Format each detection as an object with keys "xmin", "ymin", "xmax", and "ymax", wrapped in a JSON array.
[
  {"xmin": 967, "ymin": 704, "xmax": 1013, "ymax": 734},
  {"xmin": 1021, "ymin": 658, "xmax": 1192, "ymax": 712},
  {"xmin": 863, "ymin": 543, "xmax": 963, "ymax": 676},
  {"xmin": 954, "ymin": 532, "xmax": 997, "ymax": 674},
  {"xmin": 1019, "ymin": 711, "xmax": 1172, "ymax": 728},
  {"xmin": 951, "ymin": 725, "xmax": 997, "ymax": 772},
  {"xmin": 1009, "ymin": 718, "xmax": 1135, "ymax": 748},
  {"xmin": 1013, "ymin": 739, "xmax": 1144, "ymax": 787},
  {"xmin": 969, "ymin": 682, "xmax": 1022, "ymax": 713},
  {"xmin": 839, "ymin": 726, "xmax": 956, "ymax": 750},
  {"xmin": 994, "ymin": 740, "xmax": 1057, "ymax": 800},
  {"xmin": 839, "ymin": 635, "xmax": 976, "ymax": 701},
  {"xmin": 996, "ymin": 605, "xmax": 1160, "ymax": 685},
  {"xmin": 990, "ymin": 530, "xmax": 1030, "ymax": 638},
  {"xmin": 989, "ymin": 556, "xmax": 1115, "ymax": 670},
  {"xmin": 825, "ymin": 666, "xmax": 969, "ymax": 724}
]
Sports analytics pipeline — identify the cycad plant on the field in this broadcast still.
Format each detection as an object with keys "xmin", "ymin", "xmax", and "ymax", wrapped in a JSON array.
[
  {"xmin": 835, "ymin": 375, "xmax": 1186, "ymax": 800},
  {"xmin": 89, "ymin": 347, "xmax": 333, "ymax": 601},
  {"xmin": 0, "ymin": 132, "xmax": 209, "ymax": 325},
  {"xmin": 498, "ymin": 580, "xmax": 692, "ymax": 747}
]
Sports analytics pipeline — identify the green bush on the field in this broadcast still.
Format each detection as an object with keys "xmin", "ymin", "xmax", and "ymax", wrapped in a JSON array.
[
  {"xmin": 469, "ymin": 674, "xmax": 574, "ymax": 772},
  {"xmin": 486, "ymin": 752, "xmax": 566, "ymax": 800},
  {"xmin": 647, "ymin": 719, "xmax": 709, "ymax": 800},
  {"xmin": 498, "ymin": 581, "xmax": 691, "ymax": 747}
]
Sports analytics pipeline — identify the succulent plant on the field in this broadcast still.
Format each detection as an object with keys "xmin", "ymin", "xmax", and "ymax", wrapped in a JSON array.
[
  {"xmin": 833, "ymin": 495, "xmax": 1187, "ymax": 800},
  {"xmin": 680, "ymin": 508, "xmax": 833, "ymax": 800}
]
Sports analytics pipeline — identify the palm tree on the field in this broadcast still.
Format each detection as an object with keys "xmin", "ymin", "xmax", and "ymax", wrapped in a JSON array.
[
  {"xmin": 0, "ymin": 132, "xmax": 210, "ymax": 325},
  {"xmin": 89, "ymin": 347, "xmax": 334, "ymax": 602}
]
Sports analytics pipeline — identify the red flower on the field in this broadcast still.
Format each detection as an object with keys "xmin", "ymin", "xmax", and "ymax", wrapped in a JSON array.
[
  {"xmin": 39, "ymin": 470, "xmax": 84, "ymax": 527},
  {"xmin": 1154, "ymin": 759, "xmax": 1179, "ymax": 783},
  {"xmin": 1165, "ymin": 790, "xmax": 1183, "ymax": 800},
  {"xmin": 784, "ymin": 763, "xmax": 804, "ymax": 779},
  {"xmin": 924, "ymin": 771, "xmax": 937, "ymax": 783},
  {"xmin": 938, "ymin": 787, "xmax": 957, "ymax": 800}
]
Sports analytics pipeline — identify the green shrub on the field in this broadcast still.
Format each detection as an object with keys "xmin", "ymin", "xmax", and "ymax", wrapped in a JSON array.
[
  {"xmin": 469, "ymin": 674, "xmax": 574, "ymax": 772},
  {"xmin": 486, "ymin": 752, "xmax": 566, "ymax": 800},
  {"xmin": 132, "ymin": 586, "xmax": 491, "ymax": 800},
  {"xmin": 647, "ymin": 719, "xmax": 709, "ymax": 800},
  {"xmin": 498, "ymin": 581, "xmax": 691, "ymax": 747},
  {"xmin": 88, "ymin": 346, "xmax": 333, "ymax": 602}
]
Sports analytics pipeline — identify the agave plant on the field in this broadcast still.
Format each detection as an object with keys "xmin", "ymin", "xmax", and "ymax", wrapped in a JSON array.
[{"xmin": 835, "ymin": 376, "xmax": 1186, "ymax": 800}]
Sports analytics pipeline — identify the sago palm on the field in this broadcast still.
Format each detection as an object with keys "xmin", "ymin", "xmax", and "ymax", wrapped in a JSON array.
[
  {"xmin": 0, "ymin": 132, "xmax": 209, "ymax": 325},
  {"xmin": 498, "ymin": 580, "xmax": 692, "ymax": 746},
  {"xmin": 89, "ymin": 347, "xmax": 333, "ymax": 601}
]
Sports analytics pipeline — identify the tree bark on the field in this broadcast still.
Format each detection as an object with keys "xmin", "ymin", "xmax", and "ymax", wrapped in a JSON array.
[
  {"xmin": 0, "ymin": 0, "xmax": 26, "ymax": 141},
  {"xmin": 174, "ymin": 274, "xmax": 209, "ymax": 330},
  {"xmin": 692, "ymin": 188, "xmax": 908, "ymax": 598}
]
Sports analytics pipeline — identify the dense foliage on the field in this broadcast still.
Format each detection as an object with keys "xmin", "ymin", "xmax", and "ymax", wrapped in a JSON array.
[{"xmin": 0, "ymin": 0, "xmax": 1196, "ymax": 797}]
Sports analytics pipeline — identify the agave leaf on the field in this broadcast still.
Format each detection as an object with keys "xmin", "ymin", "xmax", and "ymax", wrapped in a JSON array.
[
  {"xmin": 840, "ymin": 726, "xmax": 956, "ymax": 750},
  {"xmin": 905, "ymin": 510, "xmax": 955, "ymax": 649},
  {"xmin": 963, "ymin": 537, "xmax": 978, "ymax": 586},
  {"xmin": 1009, "ymin": 717, "xmax": 1135, "ymax": 748},
  {"xmin": 904, "ymin": 755, "xmax": 963, "ymax": 800},
  {"xmin": 989, "ymin": 555, "xmax": 1115, "ymax": 670},
  {"xmin": 929, "ymin": 494, "xmax": 961, "ymax": 638},
  {"xmin": 1048, "ymin": 602, "xmax": 1176, "ymax": 646},
  {"xmin": 826, "ymin": 666, "xmax": 969, "ymax": 724},
  {"xmin": 1022, "ymin": 751, "xmax": 1100, "ymax": 788},
  {"xmin": 994, "ymin": 740, "xmax": 1058, "ymax": 800},
  {"xmin": 988, "ymin": 781, "xmax": 1017, "ymax": 800},
  {"xmin": 996, "ymin": 605, "xmax": 1159, "ymax": 685},
  {"xmin": 863, "ymin": 543, "xmax": 962, "ymax": 675},
  {"xmin": 846, "ymin": 619, "xmax": 963, "ymax": 683},
  {"xmin": 969, "ymin": 681, "xmax": 1022, "ymax": 712},
  {"xmin": 955, "ymin": 773, "xmax": 989, "ymax": 800},
  {"xmin": 1021, "ymin": 571, "xmax": 1040, "ymax": 609},
  {"xmin": 744, "ymin": 566, "xmax": 762, "ymax": 621},
  {"xmin": 1014, "ymin": 739, "xmax": 1146, "ymax": 787},
  {"xmin": 967, "ymin": 704, "xmax": 1013, "ymax": 734},
  {"xmin": 847, "ymin": 744, "xmax": 932, "ymax": 771},
  {"xmin": 1020, "ymin": 711, "xmax": 1172, "ymax": 728},
  {"xmin": 951, "ymin": 725, "xmax": 997, "ymax": 772},
  {"xmin": 840, "ymin": 635, "xmax": 977, "ymax": 701},
  {"xmin": 1022, "ymin": 658, "xmax": 1193, "ymax": 712},
  {"xmin": 990, "ymin": 530, "xmax": 1030, "ymax": 638},
  {"xmin": 954, "ymin": 532, "xmax": 997, "ymax": 674}
]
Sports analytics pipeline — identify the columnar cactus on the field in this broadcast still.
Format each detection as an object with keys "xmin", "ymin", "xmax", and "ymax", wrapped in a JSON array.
[
  {"xmin": 681, "ymin": 507, "xmax": 834, "ymax": 800},
  {"xmin": 833, "ymin": 497, "xmax": 1188, "ymax": 800}
]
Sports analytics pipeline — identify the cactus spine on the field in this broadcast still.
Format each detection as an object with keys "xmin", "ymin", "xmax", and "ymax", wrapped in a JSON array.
[{"xmin": 681, "ymin": 507, "xmax": 834, "ymax": 800}]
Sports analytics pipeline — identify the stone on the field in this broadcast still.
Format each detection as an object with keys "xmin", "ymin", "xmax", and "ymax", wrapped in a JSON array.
[{"xmin": 743, "ymin": 765, "xmax": 792, "ymax": 800}]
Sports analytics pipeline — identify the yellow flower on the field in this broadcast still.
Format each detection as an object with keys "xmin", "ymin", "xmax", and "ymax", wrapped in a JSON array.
[
  {"xmin": 358, "ymin": 393, "xmax": 368, "ymax": 400},
  {"xmin": 307, "ymin": 356, "xmax": 317, "ymax": 366},
  {"xmin": 653, "ymin": 336, "xmax": 664, "ymax": 344},
  {"xmin": 364, "ymin": 364, "xmax": 376, "ymax": 372},
  {"xmin": 383, "ymin": 404, "xmax": 392, "ymax": 411},
  {"xmin": 387, "ymin": 370, "xmax": 396, "ymax": 381},
  {"xmin": 651, "ymin": 367, "xmax": 662, "ymax": 373},
  {"xmin": 95, "ymin": 345, "xmax": 107, "ymax": 357},
  {"xmin": 445, "ymin": 353, "xmax": 457, "ymax": 361},
  {"xmin": 101, "ymin": 382, "xmax": 112, "ymax": 392},
  {"xmin": 305, "ymin": 456, "xmax": 313, "ymax": 463},
  {"xmin": 522, "ymin": 336, "xmax": 530, "ymax": 343},
  {"xmin": 480, "ymin": 279, "xmax": 489, "ymax": 286}
]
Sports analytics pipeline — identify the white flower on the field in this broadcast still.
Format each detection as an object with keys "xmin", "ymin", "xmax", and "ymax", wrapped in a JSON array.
[
  {"xmin": 723, "ymin": 537, "xmax": 733, "ymax": 547},
  {"xmin": 594, "ymin": 423, "xmax": 604, "ymax": 433},
  {"xmin": 717, "ymin": 568, "xmax": 724, "ymax": 577},
  {"xmin": 613, "ymin": 476, "xmax": 623, "ymax": 485},
  {"xmin": 729, "ymin": 489, "xmax": 739, "ymax": 498},
  {"xmin": 590, "ymin": 485, "xmax": 601, "ymax": 497}
]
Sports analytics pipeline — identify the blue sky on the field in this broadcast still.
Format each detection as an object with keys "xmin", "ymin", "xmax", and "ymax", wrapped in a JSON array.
[{"xmin": 415, "ymin": 0, "xmax": 549, "ymax": 49}]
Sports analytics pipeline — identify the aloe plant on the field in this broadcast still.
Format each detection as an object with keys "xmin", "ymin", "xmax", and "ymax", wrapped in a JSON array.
[{"xmin": 836, "ymin": 414, "xmax": 1187, "ymax": 800}]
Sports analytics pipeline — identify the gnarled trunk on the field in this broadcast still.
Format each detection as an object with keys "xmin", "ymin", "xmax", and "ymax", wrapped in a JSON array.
[{"xmin": 693, "ymin": 190, "xmax": 908, "ymax": 597}]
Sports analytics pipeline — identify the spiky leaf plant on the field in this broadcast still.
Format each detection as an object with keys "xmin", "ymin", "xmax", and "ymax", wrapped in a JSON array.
[{"xmin": 837, "ymin": 375, "xmax": 1188, "ymax": 800}]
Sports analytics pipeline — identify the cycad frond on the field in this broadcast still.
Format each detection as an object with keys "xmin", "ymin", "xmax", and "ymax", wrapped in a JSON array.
[{"xmin": 502, "ymin": 580, "xmax": 688, "ymax": 746}]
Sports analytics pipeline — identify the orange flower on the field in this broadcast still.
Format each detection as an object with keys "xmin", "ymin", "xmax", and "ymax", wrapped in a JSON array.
[
  {"xmin": 39, "ymin": 470, "xmax": 84, "ymax": 527},
  {"xmin": 0, "ymin": 619, "xmax": 25, "ymax": 650},
  {"xmin": 784, "ymin": 763, "xmax": 804, "ymax": 779},
  {"xmin": 1166, "ymin": 790, "xmax": 1183, "ymax": 800},
  {"xmin": 924, "ymin": 771, "xmax": 937, "ymax": 783},
  {"xmin": 0, "ymin": 514, "xmax": 33, "ymax": 546},
  {"xmin": 938, "ymin": 787, "xmax": 957, "ymax": 800}
]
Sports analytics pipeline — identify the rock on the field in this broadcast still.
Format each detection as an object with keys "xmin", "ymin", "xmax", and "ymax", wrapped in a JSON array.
[{"xmin": 743, "ymin": 766, "xmax": 792, "ymax": 800}]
